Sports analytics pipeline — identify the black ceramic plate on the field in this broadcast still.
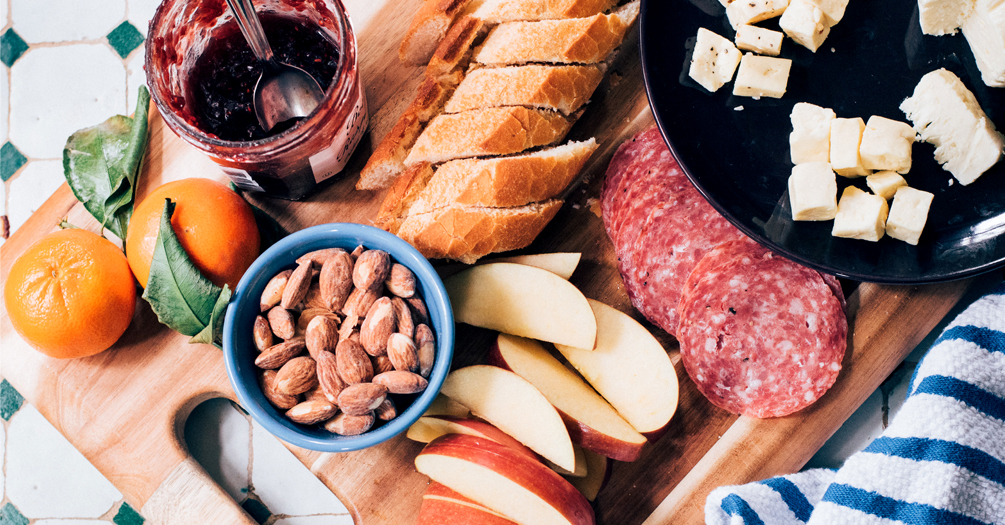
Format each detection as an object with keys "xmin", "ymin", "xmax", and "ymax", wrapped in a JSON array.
[{"xmin": 640, "ymin": 0, "xmax": 1005, "ymax": 283}]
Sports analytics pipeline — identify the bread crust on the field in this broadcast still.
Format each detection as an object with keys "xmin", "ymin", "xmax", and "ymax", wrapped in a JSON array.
[
  {"xmin": 400, "ymin": 0, "xmax": 473, "ymax": 66},
  {"xmin": 374, "ymin": 162, "xmax": 435, "ymax": 231},
  {"xmin": 444, "ymin": 64, "xmax": 605, "ymax": 115},
  {"xmin": 471, "ymin": 0, "xmax": 618, "ymax": 23},
  {"xmin": 427, "ymin": 16, "xmax": 486, "ymax": 79}
]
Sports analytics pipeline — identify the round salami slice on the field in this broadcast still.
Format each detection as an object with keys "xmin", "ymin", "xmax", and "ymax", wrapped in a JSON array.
[
  {"xmin": 601, "ymin": 126, "xmax": 676, "ymax": 248},
  {"xmin": 677, "ymin": 241, "xmax": 847, "ymax": 418}
]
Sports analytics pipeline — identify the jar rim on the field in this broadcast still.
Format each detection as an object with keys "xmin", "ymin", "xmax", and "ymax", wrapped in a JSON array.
[{"xmin": 145, "ymin": 0, "xmax": 357, "ymax": 158}]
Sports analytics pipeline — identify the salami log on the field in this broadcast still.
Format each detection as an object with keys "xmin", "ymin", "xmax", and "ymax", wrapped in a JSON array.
[{"xmin": 676, "ymin": 239, "xmax": 847, "ymax": 418}]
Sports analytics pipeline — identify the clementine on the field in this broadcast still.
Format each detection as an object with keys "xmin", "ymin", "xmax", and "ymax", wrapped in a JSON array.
[
  {"xmin": 126, "ymin": 178, "xmax": 260, "ymax": 290},
  {"xmin": 4, "ymin": 228, "xmax": 137, "ymax": 359}
]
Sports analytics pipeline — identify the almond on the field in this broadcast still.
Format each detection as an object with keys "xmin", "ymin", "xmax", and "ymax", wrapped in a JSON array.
[
  {"xmin": 315, "ymin": 350, "xmax": 346, "ymax": 403},
  {"xmin": 324, "ymin": 412, "xmax": 374, "ymax": 435},
  {"xmin": 335, "ymin": 339, "xmax": 373, "ymax": 384},
  {"xmin": 385, "ymin": 263, "xmax": 417, "ymax": 298},
  {"xmin": 255, "ymin": 338, "xmax": 306, "ymax": 369},
  {"xmin": 373, "ymin": 370, "xmax": 428, "ymax": 394},
  {"xmin": 298, "ymin": 308, "xmax": 339, "ymax": 334},
  {"xmin": 305, "ymin": 385, "xmax": 328, "ymax": 402},
  {"xmin": 338, "ymin": 383, "xmax": 388, "ymax": 416},
  {"xmin": 267, "ymin": 306, "xmax": 296, "ymax": 340},
  {"xmin": 261, "ymin": 269, "xmax": 293, "ymax": 312},
  {"xmin": 297, "ymin": 247, "xmax": 348, "ymax": 267},
  {"xmin": 305, "ymin": 315, "xmax": 339, "ymax": 358},
  {"xmin": 353, "ymin": 249, "xmax": 391, "ymax": 290},
  {"xmin": 347, "ymin": 330, "xmax": 361, "ymax": 344},
  {"xmin": 350, "ymin": 244, "xmax": 365, "ymax": 262},
  {"xmin": 374, "ymin": 398, "xmax": 397, "ymax": 421},
  {"xmin": 253, "ymin": 315, "xmax": 273, "ymax": 352},
  {"xmin": 286, "ymin": 398, "xmax": 338, "ymax": 425},
  {"xmin": 275, "ymin": 356, "xmax": 318, "ymax": 395},
  {"xmin": 391, "ymin": 297, "xmax": 414, "ymax": 338},
  {"xmin": 342, "ymin": 286, "xmax": 380, "ymax": 319},
  {"xmin": 361, "ymin": 297, "xmax": 396, "ymax": 356},
  {"xmin": 372, "ymin": 355, "xmax": 395, "ymax": 375},
  {"xmin": 281, "ymin": 260, "xmax": 313, "ymax": 310},
  {"xmin": 320, "ymin": 251, "xmax": 354, "ymax": 312},
  {"xmin": 407, "ymin": 296, "xmax": 430, "ymax": 326},
  {"xmin": 415, "ymin": 324, "xmax": 436, "ymax": 378},
  {"xmin": 339, "ymin": 316, "xmax": 358, "ymax": 342},
  {"xmin": 260, "ymin": 370, "xmax": 298, "ymax": 410},
  {"xmin": 302, "ymin": 282, "xmax": 328, "ymax": 311},
  {"xmin": 387, "ymin": 333, "xmax": 418, "ymax": 373}
]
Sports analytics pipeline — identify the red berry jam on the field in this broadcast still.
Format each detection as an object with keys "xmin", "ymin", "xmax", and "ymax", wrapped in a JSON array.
[{"xmin": 187, "ymin": 13, "xmax": 340, "ymax": 141}]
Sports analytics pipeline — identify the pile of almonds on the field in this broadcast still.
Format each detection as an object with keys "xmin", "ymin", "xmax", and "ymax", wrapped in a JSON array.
[{"xmin": 252, "ymin": 245, "xmax": 436, "ymax": 436}]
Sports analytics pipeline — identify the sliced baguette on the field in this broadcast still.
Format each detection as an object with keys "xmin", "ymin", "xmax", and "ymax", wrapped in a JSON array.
[
  {"xmin": 374, "ymin": 162, "xmax": 435, "ymax": 231},
  {"xmin": 427, "ymin": 16, "xmax": 487, "ymax": 79},
  {"xmin": 394, "ymin": 200, "xmax": 564, "ymax": 264},
  {"xmin": 357, "ymin": 71, "xmax": 463, "ymax": 190},
  {"xmin": 410, "ymin": 139, "xmax": 598, "ymax": 213},
  {"xmin": 445, "ymin": 65, "xmax": 605, "ymax": 115},
  {"xmin": 473, "ymin": 1, "xmax": 639, "ymax": 66},
  {"xmin": 404, "ymin": 107, "xmax": 575, "ymax": 166},
  {"xmin": 400, "ymin": 0, "xmax": 474, "ymax": 66},
  {"xmin": 471, "ymin": 0, "xmax": 618, "ymax": 23}
]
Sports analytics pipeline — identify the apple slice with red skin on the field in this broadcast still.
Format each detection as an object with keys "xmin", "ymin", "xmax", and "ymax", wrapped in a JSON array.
[
  {"xmin": 418, "ymin": 487, "xmax": 519, "ymax": 525},
  {"xmin": 488, "ymin": 333, "xmax": 648, "ymax": 461},
  {"xmin": 565, "ymin": 449, "xmax": 612, "ymax": 501},
  {"xmin": 555, "ymin": 299, "xmax": 679, "ymax": 439},
  {"xmin": 406, "ymin": 415, "xmax": 538, "ymax": 461},
  {"xmin": 415, "ymin": 434, "xmax": 595, "ymax": 525}
]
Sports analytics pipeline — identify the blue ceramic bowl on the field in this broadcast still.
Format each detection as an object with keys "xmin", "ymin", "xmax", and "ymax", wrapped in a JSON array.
[{"xmin": 223, "ymin": 223, "xmax": 454, "ymax": 452}]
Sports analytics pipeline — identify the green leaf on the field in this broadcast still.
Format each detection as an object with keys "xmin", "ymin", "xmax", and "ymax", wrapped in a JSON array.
[
  {"xmin": 63, "ymin": 86, "xmax": 150, "ymax": 239},
  {"xmin": 189, "ymin": 285, "xmax": 232, "ymax": 348},
  {"xmin": 228, "ymin": 181, "xmax": 287, "ymax": 251},
  {"xmin": 143, "ymin": 198, "xmax": 229, "ymax": 343}
]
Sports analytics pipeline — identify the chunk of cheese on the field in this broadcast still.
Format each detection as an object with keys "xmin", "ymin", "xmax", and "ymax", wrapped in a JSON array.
[
  {"xmin": 790, "ymin": 102, "xmax": 836, "ymax": 164},
  {"xmin": 859, "ymin": 116, "xmax": 917, "ymax": 174},
  {"xmin": 886, "ymin": 186, "xmax": 934, "ymax": 245},
  {"xmin": 961, "ymin": 0, "xmax": 1005, "ymax": 87},
  {"xmin": 832, "ymin": 186, "xmax": 889, "ymax": 242},
  {"xmin": 689, "ymin": 28, "xmax": 743, "ymax": 93},
  {"xmin": 735, "ymin": 24, "xmax": 784, "ymax": 56},
  {"xmin": 900, "ymin": 68, "xmax": 1004, "ymax": 185},
  {"xmin": 807, "ymin": 0, "xmax": 850, "ymax": 26},
  {"xmin": 780, "ymin": 0, "xmax": 830, "ymax": 52},
  {"xmin": 788, "ymin": 162, "xmax": 838, "ymax": 220},
  {"xmin": 830, "ymin": 117, "xmax": 871, "ymax": 177},
  {"xmin": 866, "ymin": 171, "xmax": 908, "ymax": 200},
  {"xmin": 732, "ymin": 54, "xmax": 792, "ymax": 98},
  {"xmin": 918, "ymin": 0, "xmax": 972, "ymax": 36},
  {"xmin": 726, "ymin": 0, "xmax": 790, "ymax": 30}
]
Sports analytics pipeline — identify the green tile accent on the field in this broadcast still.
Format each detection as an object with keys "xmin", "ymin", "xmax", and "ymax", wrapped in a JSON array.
[
  {"xmin": 0, "ymin": 379, "xmax": 24, "ymax": 421},
  {"xmin": 113, "ymin": 502, "xmax": 145, "ymax": 525},
  {"xmin": 241, "ymin": 497, "xmax": 271, "ymax": 524},
  {"xmin": 0, "ymin": 502, "xmax": 29, "ymax": 525},
  {"xmin": 1, "ymin": 142, "xmax": 28, "ymax": 181},
  {"xmin": 107, "ymin": 21, "xmax": 145, "ymax": 59},
  {"xmin": 1, "ymin": 28, "xmax": 29, "ymax": 67}
]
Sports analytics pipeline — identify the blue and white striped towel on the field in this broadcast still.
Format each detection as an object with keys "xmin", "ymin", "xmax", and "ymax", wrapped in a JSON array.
[{"xmin": 706, "ymin": 281, "xmax": 1005, "ymax": 525}]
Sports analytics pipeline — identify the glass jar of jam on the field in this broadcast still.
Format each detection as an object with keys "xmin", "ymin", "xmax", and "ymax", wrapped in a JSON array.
[{"xmin": 146, "ymin": 0, "xmax": 367, "ymax": 200}]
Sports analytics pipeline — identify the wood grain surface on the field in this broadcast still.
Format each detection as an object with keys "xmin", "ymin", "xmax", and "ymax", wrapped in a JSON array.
[{"xmin": 0, "ymin": 0, "xmax": 974, "ymax": 524}]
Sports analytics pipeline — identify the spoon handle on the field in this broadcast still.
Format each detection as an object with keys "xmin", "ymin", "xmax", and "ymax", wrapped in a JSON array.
[{"xmin": 225, "ymin": 0, "xmax": 275, "ymax": 63}]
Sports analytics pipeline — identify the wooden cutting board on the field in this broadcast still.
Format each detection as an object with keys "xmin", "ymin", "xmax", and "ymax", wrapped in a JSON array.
[{"xmin": 0, "ymin": 1, "xmax": 974, "ymax": 523}]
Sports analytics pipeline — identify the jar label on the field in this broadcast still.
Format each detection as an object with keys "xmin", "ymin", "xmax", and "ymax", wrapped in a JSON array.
[
  {"xmin": 309, "ymin": 84, "xmax": 369, "ymax": 184},
  {"xmin": 220, "ymin": 166, "xmax": 265, "ymax": 192}
]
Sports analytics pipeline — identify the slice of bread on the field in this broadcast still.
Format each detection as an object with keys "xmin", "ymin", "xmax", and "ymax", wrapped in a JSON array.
[
  {"xmin": 374, "ymin": 162, "xmax": 435, "ymax": 231},
  {"xmin": 444, "ymin": 64, "xmax": 604, "ymax": 115},
  {"xmin": 427, "ymin": 16, "xmax": 487, "ymax": 79},
  {"xmin": 357, "ymin": 71, "xmax": 464, "ymax": 190},
  {"xmin": 404, "ymin": 107, "xmax": 575, "ymax": 166},
  {"xmin": 471, "ymin": 0, "xmax": 618, "ymax": 23},
  {"xmin": 394, "ymin": 200, "xmax": 564, "ymax": 264},
  {"xmin": 472, "ymin": 1, "xmax": 640, "ymax": 65},
  {"xmin": 409, "ymin": 139, "xmax": 599, "ymax": 213},
  {"xmin": 400, "ymin": 0, "xmax": 473, "ymax": 66}
]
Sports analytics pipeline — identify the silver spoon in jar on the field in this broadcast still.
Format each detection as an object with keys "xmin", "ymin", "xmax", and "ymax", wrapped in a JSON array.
[{"xmin": 225, "ymin": 0, "xmax": 326, "ymax": 133}]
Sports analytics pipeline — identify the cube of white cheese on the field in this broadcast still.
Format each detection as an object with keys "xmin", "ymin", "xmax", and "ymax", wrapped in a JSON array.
[
  {"xmin": 918, "ymin": 0, "xmax": 972, "ymax": 36},
  {"xmin": 790, "ymin": 102, "xmax": 836, "ymax": 164},
  {"xmin": 900, "ymin": 68, "xmax": 1005, "ymax": 185},
  {"xmin": 961, "ymin": 0, "xmax": 1005, "ymax": 87},
  {"xmin": 859, "ymin": 116, "xmax": 917, "ymax": 174},
  {"xmin": 735, "ymin": 25, "xmax": 784, "ymax": 56},
  {"xmin": 830, "ymin": 117, "xmax": 871, "ymax": 177},
  {"xmin": 866, "ymin": 171, "xmax": 908, "ymax": 200},
  {"xmin": 807, "ymin": 0, "xmax": 850, "ymax": 26},
  {"xmin": 788, "ymin": 162, "xmax": 838, "ymax": 220},
  {"xmin": 780, "ymin": 0, "xmax": 831, "ymax": 52},
  {"xmin": 733, "ymin": 54, "xmax": 792, "ymax": 98},
  {"xmin": 726, "ymin": 0, "xmax": 790, "ymax": 30},
  {"xmin": 832, "ymin": 186, "xmax": 889, "ymax": 241},
  {"xmin": 886, "ymin": 186, "xmax": 934, "ymax": 245},
  {"xmin": 689, "ymin": 28, "xmax": 743, "ymax": 93}
]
